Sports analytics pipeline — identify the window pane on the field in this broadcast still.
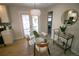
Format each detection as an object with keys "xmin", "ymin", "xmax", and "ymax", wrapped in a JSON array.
[
  {"xmin": 22, "ymin": 15, "xmax": 30, "ymax": 36},
  {"xmin": 24, "ymin": 30, "xmax": 30, "ymax": 35},
  {"xmin": 22, "ymin": 15, "xmax": 30, "ymax": 30},
  {"xmin": 32, "ymin": 16, "xmax": 38, "ymax": 32}
]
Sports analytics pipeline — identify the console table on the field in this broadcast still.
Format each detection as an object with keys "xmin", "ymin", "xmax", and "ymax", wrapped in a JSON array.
[{"xmin": 53, "ymin": 28, "xmax": 74, "ymax": 53}]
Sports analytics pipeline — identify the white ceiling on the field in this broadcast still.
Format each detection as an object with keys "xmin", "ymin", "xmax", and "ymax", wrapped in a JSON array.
[{"xmin": 1, "ymin": 3, "xmax": 56, "ymax": 8}]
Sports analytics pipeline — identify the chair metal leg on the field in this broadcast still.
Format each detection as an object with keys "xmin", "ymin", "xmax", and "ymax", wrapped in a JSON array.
[
  {"xmin": 47, "ymin": 47, "xmax": 50, "ymax": 55},
  {"xmin": 39, "ymin": 47, "xmax": 41, "ymax": 55},
  {"xmin": 34, "ymin": 44, "xmax": 35, "ymax": 56}
]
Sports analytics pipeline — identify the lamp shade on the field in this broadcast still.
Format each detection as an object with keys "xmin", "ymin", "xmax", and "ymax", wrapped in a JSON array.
[{"xmin": 30, "ymin": 9, "xmax": 41, "ymax": 16}]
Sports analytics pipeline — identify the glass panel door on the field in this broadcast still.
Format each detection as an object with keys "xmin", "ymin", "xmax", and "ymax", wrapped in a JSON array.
[
  {"xmin": 22, "ymin": 15, "xmax": 30, "ymax": 36},
  {"xmin": 32, "ymin": 16, "xmax": 38, "ymax": 32},
  {"xmin": 22, "ymin": 14, "xmax": 39, "ymax": 37}
]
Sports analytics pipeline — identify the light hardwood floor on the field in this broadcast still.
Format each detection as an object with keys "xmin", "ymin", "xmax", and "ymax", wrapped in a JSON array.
[{"xmin": 0, "ymin": 38, "xmax": 76, "ymax": 56}]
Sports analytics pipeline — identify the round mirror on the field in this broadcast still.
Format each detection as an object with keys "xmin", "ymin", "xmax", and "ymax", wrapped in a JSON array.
[{"xmin": 61, "ymin": 9, "xmax": 78, "ymax": 25}]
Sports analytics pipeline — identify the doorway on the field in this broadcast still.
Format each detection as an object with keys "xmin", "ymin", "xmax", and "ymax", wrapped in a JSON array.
[{"xmin": 48, "ymin": 11, "xmax": 53, "ymax": 36}]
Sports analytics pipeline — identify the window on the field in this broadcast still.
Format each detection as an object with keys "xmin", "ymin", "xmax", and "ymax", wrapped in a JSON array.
[{"xmin": 32, "ymin": 16, "xmax": 38, "ymax": 32}]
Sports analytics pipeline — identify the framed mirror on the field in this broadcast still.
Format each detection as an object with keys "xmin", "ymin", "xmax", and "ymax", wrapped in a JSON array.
[{"xmin": 61, "ymin": 9, "xmax": 78, "ymax": 25}]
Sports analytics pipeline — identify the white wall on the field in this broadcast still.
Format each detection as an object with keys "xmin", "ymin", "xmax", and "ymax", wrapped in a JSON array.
[
  {"xmin": 48, "ymin": 3, "xmax": 79, "ymax": 55},
  {"xmin": 39, "ymin": 8, "xmax": 48, "ymax": 33}
]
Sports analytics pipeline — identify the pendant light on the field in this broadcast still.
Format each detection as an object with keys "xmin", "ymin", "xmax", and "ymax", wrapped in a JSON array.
[{"xmin": 30, "ymin": 3, "xmax": 41, "ymax": 16}]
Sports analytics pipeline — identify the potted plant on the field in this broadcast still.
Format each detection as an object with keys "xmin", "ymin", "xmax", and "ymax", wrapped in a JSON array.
[
  {"xmin": 60, "ymin": 25, "xmax": 67, "ymax": 34},
  {"xmin": 60, "ymin": 20, "xmax": 68, "ymax": 34}
]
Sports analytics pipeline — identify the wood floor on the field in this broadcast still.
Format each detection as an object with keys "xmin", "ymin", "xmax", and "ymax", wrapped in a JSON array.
[{"xmin": 0, "ymin": 38, "xmax": 76, "ymax": 56}]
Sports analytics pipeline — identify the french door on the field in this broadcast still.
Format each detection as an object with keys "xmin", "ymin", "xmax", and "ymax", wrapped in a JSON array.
[
  {"xmin": 22, "ymin": 14, "xmax": 38, "ymax": 36},
  {"xmin": 22, "ymin": 15, "xmax": 30, "ymax": 36},
  {"xmin": 32, "ymin": 16, "xmax": 38, "ymax": 32}
]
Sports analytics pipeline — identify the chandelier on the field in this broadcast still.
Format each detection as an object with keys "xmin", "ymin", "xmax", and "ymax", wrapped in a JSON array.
[{"xmin": 30, "ymin": 3, "xmax": 41, "ymax": 16}]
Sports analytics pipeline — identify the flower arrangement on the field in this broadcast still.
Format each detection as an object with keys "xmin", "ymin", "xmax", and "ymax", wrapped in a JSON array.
[
  {"xmin": 60, "ymin": 24, "xmax": 67, "ymax": 34},
  {"xmin": 60, "ymin": 20, "xmax": 68, "ymax": 34}
]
